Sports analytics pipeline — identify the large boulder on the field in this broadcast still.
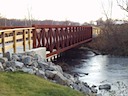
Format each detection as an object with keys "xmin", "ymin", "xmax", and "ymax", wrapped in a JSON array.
[
  {"xmin": 63, "ymin": 73, "xmax": 75, "ymax": 82},
  {"xmin": 3, "ymin": 61, "xmax": 23, "ymax": 70},
  {"xmin": 79, "ymin": 82, "xmax": 91, "ymax": 94},
  {"xmin": 63, "ymin": 73, "xmax": 76, "ymax": 85},
  {"xmin": 45, "ymin": 70, "xmax": 57, "ymax": 79},
  {"xmin": 72, "ymin": 82, "xmax": 92, "ymax": 95},
  {"xmin": 81, "ymin": 86, "xmax": 91, "ymax": 94},
  {"xmin": 54, "ymin": 71, "xmax": 69, "ymax": 85},
  {"xmin": 0, "ymin": 57, "xmax": 8, "ymax": 64},
  {"xmin": 0, "ymin": 62, "xmax": 4, "ymax": 71},
  {"xmin": 38, "ymin": 61, "xmax": 49, "ymax": 70},
  {"xmin": 22, "ymin": 67, "xmax": 35, "ymax": 74},
  {"xmin": 12, "ymin": 54, "xmax": 20, "ymax": 61},
  {"xmin": 5, "ymin": 67, "xmax": 16, "ymax": 72},
  {"xmin": 72, "ymin": 83, "xmax": 81, "ymax": 91},
  {"xmin": 22, "ymin": 56, "xmax": 32, "ymax": 65},
  {"xmin": 47, "ymin": 64, "xmax": 63, "ymax": 74},
  {"xmin": 4, "ymin": 52, "xmax": 11, "ymax": 61},
  {"xmin": 45, "ymin": 70, "xmax": 69, "ymax": 85},
  {"xmin": 36, "ymin": 70, "xmax": 47, "ymax": 79},
  {"xmin": 99, "ymin": 84, "xmax": 111, "ymax": 90},
  {"xmin": 91, "ymin": 87, "xmax": 97, "ymax": 93},
  {"xmin": 5, "ymin": 61, "xmax": 15, "ymax": 68},
  {"xmin": 30, "ymin": 60, "xmax": 39, "ymax": 68},
  {"xmin": 15, "ymin": 61, "xmax": 24, "ymax": 68}
]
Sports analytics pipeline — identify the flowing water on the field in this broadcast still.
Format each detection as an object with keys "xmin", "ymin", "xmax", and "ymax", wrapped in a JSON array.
[{"xmin": 55, "ymin": 48, "xmax": 128, "ymax": 96}]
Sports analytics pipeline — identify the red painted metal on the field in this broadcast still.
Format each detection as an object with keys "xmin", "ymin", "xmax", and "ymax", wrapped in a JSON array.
[
  {"xmin": 32, "ymin": 25, "xmax": 92, "ymax": 57},
  {"xmin": 46, "ymin": 38, "xmax": 92, "ymax": 57}
]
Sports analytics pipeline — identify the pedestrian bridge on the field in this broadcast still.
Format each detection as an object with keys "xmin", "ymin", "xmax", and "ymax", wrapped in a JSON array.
[{"xmin": 0, "ymin": 25, "xmax": 94, "ymax": 59}]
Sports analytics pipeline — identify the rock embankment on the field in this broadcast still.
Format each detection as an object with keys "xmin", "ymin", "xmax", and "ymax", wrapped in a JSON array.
[{"xmin": 0, "ymin": 51, "xmax": 97, "ymax": 96}]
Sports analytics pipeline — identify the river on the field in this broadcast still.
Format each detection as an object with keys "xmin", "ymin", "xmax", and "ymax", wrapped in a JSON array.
[{"xmin": 54, "ymin": 47, "xmax": 128, "ymax": 96}]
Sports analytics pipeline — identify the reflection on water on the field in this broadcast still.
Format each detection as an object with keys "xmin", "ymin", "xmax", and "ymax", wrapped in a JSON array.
[
  {"xmin": 77, "ymin": 55, "xmax": 109, "ymax": 85},
  {"xmin": 76, "ymin": 55, "xmax": 128, "ymax": 85},
  {"xmin": 55, "ymin": 48, "xmax": 128, "ymax": 96}
]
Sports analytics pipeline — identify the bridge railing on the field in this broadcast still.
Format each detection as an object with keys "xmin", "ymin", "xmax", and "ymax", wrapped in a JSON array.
[
  {"xmin": 32, "ymin": 25, "xmax": 92, "ymax": 57},
  {"xmin": 0, "ymin": 25, "xmax": 92, "ymax": 57},
  {"xmin": 0, "ymin": 26, "xmax": 30, "ymax": 30},
  {"xmin": 0, "ymin": 27, "xmax": 34, "ymax": 56}
]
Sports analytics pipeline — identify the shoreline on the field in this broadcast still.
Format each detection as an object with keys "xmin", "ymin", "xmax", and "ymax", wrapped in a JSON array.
[{"xmin": 0, "ymin": 51, "xmax": 98, "ymax": 96}]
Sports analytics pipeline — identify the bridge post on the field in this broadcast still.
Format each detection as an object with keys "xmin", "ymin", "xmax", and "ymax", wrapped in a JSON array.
[
  {"xmin": 2, "ymin": 32, "xmax": 5, "ymax": 56},
  {"xmin": 32, "ymin": 25, "xmax": 37, "ymax": 48},
  {"xmin": 55, "ymin": 28, "xmax": 59, "ymax": 50},
  {"xmin": 13, "ymin": 31, "xmax": 16, "ymax": 53}
]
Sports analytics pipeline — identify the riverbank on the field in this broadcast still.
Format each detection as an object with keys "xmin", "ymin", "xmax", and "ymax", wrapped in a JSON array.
[
  {"xmin": 0, "ymin": 51, "xmax": 97, "ymax": 96},
  {"xmin": 87, "ymin": 32, "xmax": 128, "ymax": 57},
  {"xmin": 0, "ymin": 72, "xmax": 85, "ymax": 96},
  {"xmin": 54, "ymin": 47, "xmax": 128, "ymax": 96}
]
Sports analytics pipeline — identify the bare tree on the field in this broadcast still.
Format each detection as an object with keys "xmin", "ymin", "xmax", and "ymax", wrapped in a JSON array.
[
  {"xmin": 116, "ymin": 0, "xmax": 128, "ymax": 12},
  {"xmin": 0, "ymin": 14, "xmax": 7, "ymax": 26},
  {"xmin": 89, "ymin": 0, "xmax": 128, "ymax": 55},
  {"xmin": 27, "ymin": 7, "xmax": 33, "ymax": 26},
  {"xmin": 24, "ymin": 6, "xmax": 34, "ymax": 26},
  {"xmin": 101, "ymin": 0, "xmax": 113, "ymax": 20},
  {"xmin": 100, "ymin": 0, "xmax": 114, "ymax": 36}
]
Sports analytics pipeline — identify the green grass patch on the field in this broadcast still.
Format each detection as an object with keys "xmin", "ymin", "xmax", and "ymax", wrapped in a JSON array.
[{"xmin": 0, "ymin": 72, "xmax": 86, "ymax": 96}]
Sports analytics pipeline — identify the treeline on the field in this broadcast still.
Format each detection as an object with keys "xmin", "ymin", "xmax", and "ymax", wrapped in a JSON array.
[
  {"xmin": 88, "ymin": 19, "xmax": 128, "ymax": 56},
  {"xmin": 0, "ymin": 16, "xmax": 80, "ymax": 26}
]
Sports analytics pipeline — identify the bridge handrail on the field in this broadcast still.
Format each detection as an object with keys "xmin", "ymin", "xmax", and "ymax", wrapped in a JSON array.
[
  {"xmin": 0, "ymin": 27, "xmax": 34, "ymax": 56},
  {"xmin": 0, "ymin": 25, "xmax": 92, "ymax": 57},
  {"xmin": 32, "ymin": 25, "xmax": 92, "ymax": 57},
  {"xmin": 32, "ymin": 24, "xmax": 92, "ymax": 28},
  {"xmin": 0, "ymin": 27, "xmax": 35, "ymax": 33},
  {"xmin": 0, "ymin": 26, "xmax": 31, "ymax": 30}
]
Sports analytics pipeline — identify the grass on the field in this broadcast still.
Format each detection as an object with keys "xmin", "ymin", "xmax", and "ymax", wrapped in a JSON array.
[{"xmin": 0, "ymin": 72, "xmax": 86, "ymax": 96}]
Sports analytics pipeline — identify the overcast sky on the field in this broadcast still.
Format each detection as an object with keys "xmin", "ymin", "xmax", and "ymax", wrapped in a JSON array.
[{"xmin": 0, "ymin": 0, "xmax": 127, "ymax": 24}]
